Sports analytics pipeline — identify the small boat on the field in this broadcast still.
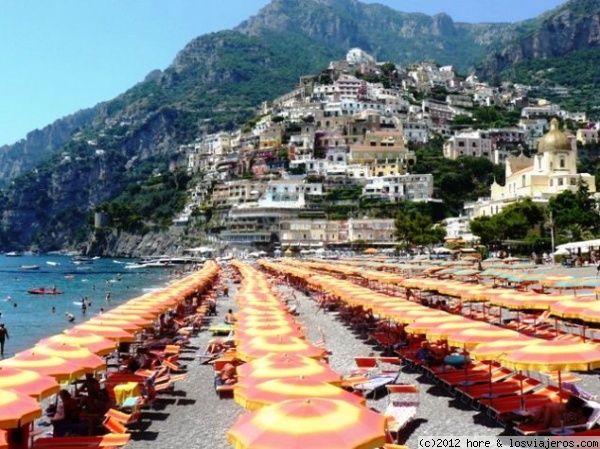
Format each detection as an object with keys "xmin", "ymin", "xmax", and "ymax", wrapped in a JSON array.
[
  {"xmin": 5, "ymin": 251, "xmax": 22, "ymax": 257},
  {"xmin": 46, "ymin": 261, "xmax": 60, "ymax": 266},
  {"xmin": 20, "ymin": 265, "xmax": 40, "ymax": 270},
  {"xmin": 27, "ymin": 287, "xmax": 64, "ymax": 295}
]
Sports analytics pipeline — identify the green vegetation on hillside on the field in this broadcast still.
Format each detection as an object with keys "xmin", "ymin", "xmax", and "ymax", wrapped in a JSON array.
[
  {"xmin": 500, "ymin": 48, "xmax": 600, "ymax": 116},
  {"xmin": 95, "ymin": 169, "xmax": 191, "ymax": 232}
]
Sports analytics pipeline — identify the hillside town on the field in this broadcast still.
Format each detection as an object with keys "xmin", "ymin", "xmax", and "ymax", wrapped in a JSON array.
[{"xmin": 170, "ymin": 49, "xmax": 597, "ymax": 254}]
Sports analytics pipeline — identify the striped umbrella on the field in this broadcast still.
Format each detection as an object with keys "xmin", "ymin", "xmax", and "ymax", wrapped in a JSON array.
[{"xmin": 227, "ymin": 398, "xmax": 386, "ymax": 449}]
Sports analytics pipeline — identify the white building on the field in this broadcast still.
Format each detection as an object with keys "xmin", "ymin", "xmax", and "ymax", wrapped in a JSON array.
[
  {"xmin": 362, "ymin": 174, "xmax": 434, "ymax": 202},
  {"xmin": 465, "ymin": 119, "xmax": 597, "ymax": 217}
]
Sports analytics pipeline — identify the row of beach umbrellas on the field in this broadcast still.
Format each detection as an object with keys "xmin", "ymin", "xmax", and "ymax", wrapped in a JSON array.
[
  {"xmin": 0, "ymin": 261, "xmax": 220, "ymax": 448},
  {"xmin": 225, "ymin": 261, "xmax": 388, "ymax": 449}
]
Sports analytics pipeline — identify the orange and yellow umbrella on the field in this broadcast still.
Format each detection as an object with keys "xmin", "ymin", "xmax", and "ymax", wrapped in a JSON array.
[
  {"xmin": 405, "ymin": 314, "xmax": 465, "ymax": 335},
  {"xmin": 501, "ymin": 340, "xmax": 600, "ymax": 373},
  {"xmin": 234, "ymin": 376, "xmax": 366, "ymax": 411},
  {"xmin": 227, "ymin": 398, "xmax": 386, "ymax": 449},
  {"xmin": 426, "ymin": 320, "xmax": 490, "ymax": 342},
  {"xmin": 0, "ymin": 389, "xmax": 42, "ymax": 429},
  {"xmin": 33, "ymin": 342, "xmax": 106, "ymax": 373},
  {"xmin": 471, "ymin": 336, "xmax": 543, "ymax": 361},
  {"xmin": 237, "ymin": 355, "xmax": 342, "ymax": 387},
  {"xmin": 69, "ymin": 323, "xmax": 136, "ymax": 343},
  {"xmin": 447, "ymin": 326, "xmax": 522, "ymax": 351},
  {"xmin": 0, "ymin": 352, "xmax": 85, "ymax": 382},
  {"xmin": 237, "ymin": 336, "xmax": 326, "ymax": 362},
  {"xmin": 0, "ymin": 367, "xmax": 59, "ymax": 400},
  {"xmin": 87, "ymin": 317, "xmax": 147, "ymax": 333},
  {"xmin": 38, "ymin": 332, "xmax": 116, "ymax": 356}
]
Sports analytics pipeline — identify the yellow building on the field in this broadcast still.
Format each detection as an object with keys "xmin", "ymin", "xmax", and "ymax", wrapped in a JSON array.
[
  {"xmin": 467, "ymin": 119, "xmax": 596, "ymax": 217},
  {"xmin": 348, "ymin": 129, "xmax": 415, "ymax": 168}
]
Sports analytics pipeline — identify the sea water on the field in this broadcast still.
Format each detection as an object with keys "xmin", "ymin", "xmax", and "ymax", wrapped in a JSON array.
[{"xmin": 0, "ymin": 255, "xmax": 179, "ymax": 356}]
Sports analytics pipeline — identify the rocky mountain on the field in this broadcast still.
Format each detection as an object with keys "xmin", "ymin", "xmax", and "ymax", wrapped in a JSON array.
[
  {"xmin": 477, "ymin": 0, "xmax": 600, "ymax": 76},
  {"xmin": 0, "ymin": 0, "xmax": 596, "ymax": 254}
]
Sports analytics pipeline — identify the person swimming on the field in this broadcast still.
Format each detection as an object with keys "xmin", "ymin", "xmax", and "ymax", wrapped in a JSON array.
[{"xmin": 66, "ymin": 312, "xmax": 75, "ymax": 322}]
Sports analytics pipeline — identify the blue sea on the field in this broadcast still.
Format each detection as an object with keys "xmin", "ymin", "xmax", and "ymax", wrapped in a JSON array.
[{"xmin": 0, "ymin": 255, "xmax": 179, "ymax": 356}]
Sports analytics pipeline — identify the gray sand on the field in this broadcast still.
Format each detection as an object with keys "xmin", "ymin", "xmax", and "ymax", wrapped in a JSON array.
[{"xmin": 123, "ymin": 263, "xmax": 599, "ymax": 448}]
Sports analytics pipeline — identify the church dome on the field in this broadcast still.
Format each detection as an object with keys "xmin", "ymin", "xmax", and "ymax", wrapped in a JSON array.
[{"xmin": 537, "ymin": 118, "xmax": 572, "ymax": 153}]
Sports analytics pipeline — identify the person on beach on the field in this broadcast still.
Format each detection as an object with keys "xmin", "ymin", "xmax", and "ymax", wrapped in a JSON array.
[
  {"xmin": 225, "ymin": 309, "xmax": 237, "ymax": 325},
  {"xmin": 0, "ymin": 323, "xmax": 9, "ymax": 357},
  {"xmin": 216, "ymin": 361, "xmax": 238, "ymax": 386},
  {"xmin": 49, "ymin": 389, "xmax": 81, "ymax": 437}
]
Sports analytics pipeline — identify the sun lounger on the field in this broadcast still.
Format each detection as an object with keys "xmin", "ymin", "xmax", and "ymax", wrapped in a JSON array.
[
  {"xmin": 514, "ymin": 400, "xmax": 600, "ymax": 436},
  {"xmin": 480, "ymin": 386, "xmax": 562, "ymax": 419},
  {"xmin": 458, "ymin": 375, "xmax": 542, "ymax": 405},
  {"xmin": 384, "ymin": 384, "xmax": 419, "ymax": 438}
]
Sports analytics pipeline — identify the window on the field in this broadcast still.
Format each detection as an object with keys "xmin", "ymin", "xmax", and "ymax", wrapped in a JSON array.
[
  {"xmin": 570, "ymin": 178, "xmax": 577, "ymax": 185},
  {"xmin": 458, "ymin": 141, "xmax": 465, "ymax": 147},
  {"xmin": 558, "ymin": 178, "xmax": 564, "ymax": 186},
  {"xmin": 559, "ymin": 157, "xmax": 565, "ymax": 168}
]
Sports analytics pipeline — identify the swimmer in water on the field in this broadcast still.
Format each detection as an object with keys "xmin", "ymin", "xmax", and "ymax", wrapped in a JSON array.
[{"xmin": 66, "ymin": 312, "xmax": 75, "ymax": 322}]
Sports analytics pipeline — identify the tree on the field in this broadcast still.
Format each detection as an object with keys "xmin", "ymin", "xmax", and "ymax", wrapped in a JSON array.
[
  {"xmin": 394, "ymin": 211, "xmax": 445, "ymax": 251},
  {"xmin": 548, "ymin": 178, "xmax": 600, "ymax": 238},
  {"xmin": 470, "ymin": 198, "xmax": 544, "ymax": 245}
]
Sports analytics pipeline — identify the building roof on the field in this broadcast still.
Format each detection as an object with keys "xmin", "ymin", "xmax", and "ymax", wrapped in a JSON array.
[{"xmin": 537, "ymin": 118, "xmax": 572, "ymax": 153}]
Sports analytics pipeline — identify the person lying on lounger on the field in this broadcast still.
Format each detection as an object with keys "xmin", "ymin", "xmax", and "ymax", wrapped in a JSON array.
[{"xmin": 528, "ymin": 396, "xmax": 590, "ymax": 428}]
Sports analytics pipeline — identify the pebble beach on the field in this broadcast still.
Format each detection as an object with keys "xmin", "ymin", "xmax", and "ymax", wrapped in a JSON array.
[{"xmin": 121, "ymin": 262, "xmax": 600, "ymax": 448}]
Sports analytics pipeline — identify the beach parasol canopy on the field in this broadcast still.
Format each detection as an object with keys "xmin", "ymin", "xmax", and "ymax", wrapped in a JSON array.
[
  {"xmin": 501, "ymin": 340, "xmax": 600, "ymax": 373},
  {"xmin": 38, "ymin": 332, "xmax": 117, "ymax": 357},
  {"xmin": 0, "ymin": 352, "xmax": 86, "ymax": 382},
  {"xmin": 234, "ymin": 376, "xmax": 366, "ymax": 411},
  {"xmin": 0, "ymin": 367, "xmax": 59, "ymax": 400},
  {"xmin": 447, "ymin": 326, "xmax": 522, "ymax": 351},
  {"xmin": 0, "ymin": 389, "xmax": 42, "ymax": 429},
  {"xmin": 32, "ymin": 342, "xmax": 106, "ymax": 374},
  {"xmin": 237, "ymin": 355, "xmax": 341, "ymax": 387},
  {"xmin": 227, "ymin": 398, "xmax": 386, "ymax": 449},
  {"xmin": 68, "ymin": 323, "xmax": 136, "ymax": 343},
  {"xmin": 236, "ymin": 336, "xmax": 326, "ymax": 362}
]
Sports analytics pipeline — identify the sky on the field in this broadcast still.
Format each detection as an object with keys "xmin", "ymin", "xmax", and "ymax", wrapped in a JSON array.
[{"xmin": 0, "ymin": 0, "xmax": 565, "ymax": 147}]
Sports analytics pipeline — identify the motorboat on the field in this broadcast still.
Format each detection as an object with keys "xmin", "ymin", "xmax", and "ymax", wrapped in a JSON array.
[
  {"xmin": 27, "ymin": 287, "xmax": 64, "ymax": 295},
  {"xmin": 20, "ymin": 264, "xmax": 40, "ymax": 270}
]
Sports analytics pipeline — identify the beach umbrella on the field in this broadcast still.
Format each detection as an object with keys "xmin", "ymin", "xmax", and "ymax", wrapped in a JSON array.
[
  {"xmin": 471, "ymin": 336, "xmax": 543, "ymax": 361},
  {"xmin": 98, "ymin": 312, "xmax": 156, "ymax": 327},
  {"xmin": 227, "ymin": 398, "xmax": 386, "ymax": 449},
  {"xmin": 69, "ymin": 323, "xmax": 136, "ymax": 343},
  {"xmin": 405, "ymin": 314, "xmax": 465, "ymax": 335},
  {"xmin": 234, "ymin": 376, "xmax": 366, "ymax": 411},
  {"xmin": 234, "ymin": 325, "xmax": 305, "ymax": 343},
  {"xmin": 392, "ymin": 308, "xmax": 448, "ymax": 325},
  {"xmin": 550, "ymin": 297, "xmax": 596, "ymax": 320},
  {"xmin": 236, "ymin": 336, "xmax": 327, "ymax": 362},
  {"xmin": 447, "ymin": 326, "xmax": 522, "ymax": 351},
  {"xmin": 33, "ymin": 342, "xmax": 106, "ymax": 374},
  {"xmin": 0, "ymin": 352, "xmax": 85, "ymax": 382},
  {"xmin": 237, "ymin": 355, "xmax": 342, "ymax": 387},
  {"xmin": 501, "ymin": 339, "xmax": 600, "ymax": 428},
  {"xmin": 87, "ymin": 317, "xmax": 147, "ymax": 333},
  {"xmin": 0, "ymin": 367, "xmax": 59, "ymax": 400},
  {"xmin": 0, "ymin": 389, "xmax": 42, "ymax": 430},
  {"xmin": 37, "ymin": 332, "xmax": 117, "ymax": 356},
  {"xmin": 426, "ymin": 320, "xmax": 490, "ymax": 342}
]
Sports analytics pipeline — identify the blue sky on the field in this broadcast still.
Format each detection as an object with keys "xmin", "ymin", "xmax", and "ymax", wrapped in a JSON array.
[{"xmin": 0, "ymin": 0, "xmax": 565, "ymax": 147}]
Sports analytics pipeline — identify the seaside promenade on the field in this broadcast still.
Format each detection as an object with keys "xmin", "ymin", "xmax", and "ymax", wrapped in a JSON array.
[{"xmin": 121, "ymin": 262, "xmax": 600, "ymax": 448}]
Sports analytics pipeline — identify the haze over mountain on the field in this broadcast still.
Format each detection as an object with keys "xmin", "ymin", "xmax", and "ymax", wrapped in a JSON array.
[{"xmin": 0, "ymin": 0, "xmax": 594, "ymax": 252}]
